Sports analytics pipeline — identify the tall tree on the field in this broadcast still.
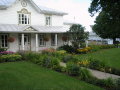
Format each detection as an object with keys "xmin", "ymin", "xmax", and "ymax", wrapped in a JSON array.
[
  {"xmin": 67, "ymin": 24, "xmax": 88, "ymax": 48},
  {"xmin": 92, "ymin": 11, "xmax": 120, "ymax": 44},
  {"xmin": 89, "ymin": 0, "xmax": 120, "ymax": 44}
]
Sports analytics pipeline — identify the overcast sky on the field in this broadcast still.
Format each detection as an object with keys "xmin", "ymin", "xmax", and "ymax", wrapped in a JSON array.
[{"xmin": 33, "ymin": 0, "xmax": 97, "ymax": 31}]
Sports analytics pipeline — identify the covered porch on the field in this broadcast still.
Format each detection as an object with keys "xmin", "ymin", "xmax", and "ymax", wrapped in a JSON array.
[
  {"xmin": 14, "ymin": 33, "xmax": 63, "ymax": 52},
  {"xmin": 0, "ymin": 24, "xmax": 69, "ymax": 52}
]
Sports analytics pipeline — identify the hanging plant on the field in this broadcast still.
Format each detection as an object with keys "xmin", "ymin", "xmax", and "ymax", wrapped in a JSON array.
[
  {"xmin": 62, "ymin": 36, "xmax": 68, "ymax": 41},
  {"xmin": 8, "ymin": 37, "xmax": 15, "ymax": 43},
  {"xmin": 44, "ymin": 37, "xmax": 49, "ymax": 42}
]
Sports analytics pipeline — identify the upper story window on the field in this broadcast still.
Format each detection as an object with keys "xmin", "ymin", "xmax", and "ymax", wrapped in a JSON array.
[
  {"xmin": 46, "ymin": 15, "xmax": 52, "ymax": 26},
  {"xmin": 18, "ymin": 8, "xmax": 31, "ymax": 25}
]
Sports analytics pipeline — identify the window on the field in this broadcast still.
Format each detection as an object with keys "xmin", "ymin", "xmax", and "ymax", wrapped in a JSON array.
[
  {"xmin": 46, "ymin": 16, "xmax": 52, "ymax": 26},
  {"xmin": 51, "ymin": 34, "xmax": 55, "ymax": 46},
  {"xmin": 0, "ymin": 34, "xmax": 8, "ymax": 48},
  {"xmin": 18, "ymin": 8, "xmax": 31, "ymax": 25},
  {"xmin": 39, "ymin": 34, "xmax": 45, "ymax": 46},
  {"xmin": 18, "ymin": 13, "xmax": 30, "ymax": 25}
]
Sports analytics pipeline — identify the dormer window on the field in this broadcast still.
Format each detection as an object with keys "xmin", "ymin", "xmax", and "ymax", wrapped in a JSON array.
[
  {"xmin": 18, "ymin": 8, "xmax": 31, "ymax": 25},
  {"xmin": 46, "ymin": 15, "xmax": 52, "ymax": 26}
]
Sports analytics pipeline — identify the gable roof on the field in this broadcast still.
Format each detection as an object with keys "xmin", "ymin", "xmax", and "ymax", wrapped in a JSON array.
[{"xmin": 0, "ymin": 0, "xmax": 68, "ymax": 15}]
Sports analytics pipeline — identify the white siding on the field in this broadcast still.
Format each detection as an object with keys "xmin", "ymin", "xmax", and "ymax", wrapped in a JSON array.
[
  {"xmin": 52, "ymin": 15, "xmax": 63, "ymax": 26},
  {"xmin": 7, "ymin": 33, "xmax": 19, "ymax": 52},
  {"xmin": 0, "ymin": 0, "xmax": 64, "ymax": 26}
]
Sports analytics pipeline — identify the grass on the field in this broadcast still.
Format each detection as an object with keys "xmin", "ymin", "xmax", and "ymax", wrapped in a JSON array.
[
  {"xmin": 76, "ymin": 48, "xmax": 120, "ymax": 69},
  {"xmin": 0, "ymin": 61, "xmax": 104, "ymax": 90}
]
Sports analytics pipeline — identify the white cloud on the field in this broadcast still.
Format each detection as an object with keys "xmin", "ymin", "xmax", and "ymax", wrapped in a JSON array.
[{"xmin": 33, "ymin": 0, "xmax": 96, "ymax": 31}]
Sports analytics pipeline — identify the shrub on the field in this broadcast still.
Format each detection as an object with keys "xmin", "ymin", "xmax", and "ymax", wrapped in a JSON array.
[
  {"xmin": 79, "ymin": 68, "xmax": 93, "ymax": 81},
  {"xmin": 58, "ymin": 45, "xmax": 75, "ymax": 53},
  {"xmin": 49, "ymin": 51, "xmax": 65, "ymax": 60},
  {"xmin": 89, "ymin": 45, "xmax": 101, "ymax": 52},
  {"xmin": 0, "ymin": 54, "xmax": 22, "ymax": 62},
  {"xmin": 89, "ymin": 59, "xmax": 105, "ymax": 71},
  {"xmin": 110, "ymin": 68, "xmax": 120, "ymax": 75},
  {"xmin": 103, "ymin": 78, "xmax": 115, "ymax": 88},
  {"xmin": 41, "ymin": 48, "xmax": 56, "ymax": 54},
  {"xmin": 89, "ymin": 45, "xmax": 115, "ymax": 52},
  {"xmin": 21, "ymin": 52, "xmax": 39, "ymax": 61},
  {"xmin": 62, "ymin": 55, "xmax": 74, "ymax": 63},
  {"xmin": 66, "ymin": 62, "xmax": 80, "ymax": 76},
  {"xmin": 77, "ymin": 47, "xmax": 92, "ymax": 54},
  {"xmin": 61, "ymin": 66, "xmax": 66, "ymax": 73},
  {"xmin": 115, "ymin": 78, "xmax": 120, "ymax": 90},
  {"xmin": 42, "ymin": 56, "xmax": 52, "ymax": 68},
  {"xmin": 56, "ymin": 50, "xmax": 67, "ymax": 54},
  {"xmin": 99, "ymin": 45, "xmax": 115, "ymax": 49},
  {"xmin": 52, "ymin": 65, "xmax": 63, "ymax": 72},
  {"xmin": 95, "ymin": 78, "xmax": 115, "ymax": 89},
  {"xmin": 41, "ymin": 56, "xmax": 61, "ymax": 71},
  {"xmin": 41, "ymin": 48, "xmax": 65, "ymax": 59},
  {"xmin": 0, "ymin": 48, "xmax": 7, "ymax": 52}
]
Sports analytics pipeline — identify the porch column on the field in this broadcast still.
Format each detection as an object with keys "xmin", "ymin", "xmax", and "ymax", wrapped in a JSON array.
[
  {"xmin": 35, "ymin": 33, "xmax": 38, "ymax": 52},
  {"xmin": 55, "ymin": 34, "xmax": 58, "ymax": 48},
  {"xmin": 22, "ymin": 34, "xmax": 24, "ymax": 50}
]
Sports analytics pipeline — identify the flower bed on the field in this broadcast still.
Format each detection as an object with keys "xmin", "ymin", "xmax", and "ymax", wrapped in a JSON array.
[
  {"xmin": 0, "ymin": 51, "xmax": 15, "ymax": 55},
  {"xmin": 77, "ymin": 58, "xmax": 120, "ymax": 76},
  {"xmin": 16, "ymin": 51, "xmax": 120, "ymax": 90},
  {"xmin": 0, "ymin": 54, "xmax": 22, "ymax": 63},
  {"xmin": 77, "ymin": 47, "xmax": 92, "ymax": 54}
]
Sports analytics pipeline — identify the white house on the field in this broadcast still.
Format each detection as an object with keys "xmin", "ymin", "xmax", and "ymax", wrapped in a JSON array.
[
  {"xmin": 88, "ymin": 32, "xmax": 113, "ymax": 45},
  {"xmin": 0, "ymin": 0, "xmax": 71, "ymax": 52}
]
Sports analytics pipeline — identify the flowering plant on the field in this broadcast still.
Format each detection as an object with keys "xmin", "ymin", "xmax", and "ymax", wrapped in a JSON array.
[
  {"xmin": 0, "ymin": 51, "xmax": 15, "ymax": 55},
  {"xmin": 77, "ymin": 47, "xmax": 92, "ymax": 54},
  {"xmin": 78, "ymin": 60, "xmax": 90, "ymax": 67},
  {"xmin": 42, "ymin": 48, "xmax": 56, "ymax": 54}
]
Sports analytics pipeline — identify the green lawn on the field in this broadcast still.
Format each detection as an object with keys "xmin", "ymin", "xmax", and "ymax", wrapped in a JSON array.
[
  {"xmin": 0, "ymin": 62, "xmax": 103, "ymax": 90},
  {"xmin": 76, "ymin": 48, "xmax": 120, "ymax": 69}
]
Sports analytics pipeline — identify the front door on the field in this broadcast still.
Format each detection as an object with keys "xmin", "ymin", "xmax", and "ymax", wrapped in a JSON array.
[
  {"xmin": 24, "ymin": 35, "xmax": 30, "ymax": 50},
  {"xmin": 19, "ymin": 34, "xmax": 31, "ymax": 51}
]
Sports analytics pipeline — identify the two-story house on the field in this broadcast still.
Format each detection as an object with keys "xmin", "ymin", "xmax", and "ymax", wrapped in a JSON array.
[{"xmin": 0, "ymin": 0, "xmax": 70, "ymax": 52}]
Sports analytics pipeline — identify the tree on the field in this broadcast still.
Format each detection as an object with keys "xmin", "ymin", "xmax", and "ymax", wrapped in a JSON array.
[
  {"xmin": 89, "ymin": 0, "xmax": 120, "ymax": 18},
  {"xmin": 89, "ymin": 0, "xmax": 120, "ymax": 44},
  {"xmin": 67, "ymin": 24, "xmax": 88, "ymax": 48},
  {"xmin": 92, "ymin": 11, "xmax": 120, "ymax": 44}
]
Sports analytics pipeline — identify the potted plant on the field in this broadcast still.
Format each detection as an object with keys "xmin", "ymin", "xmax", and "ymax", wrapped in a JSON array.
[
  {"xmin": 44, "ymin": 37, "xmax": 49, "ymax": 42},
  {"xmin": 62, "ymin": 36, "xmax": 68, "ymax": 42},
  {"xmin": 8, "ymin": 37, "xmax": 15, "ymax": 43}
]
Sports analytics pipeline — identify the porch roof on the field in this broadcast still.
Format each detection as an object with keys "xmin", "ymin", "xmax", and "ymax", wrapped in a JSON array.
[{"xmin": 0, "ymin": 24, "xmax": 69, "ymax": 33}]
